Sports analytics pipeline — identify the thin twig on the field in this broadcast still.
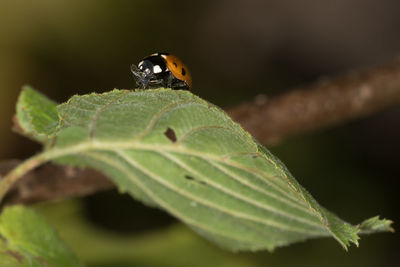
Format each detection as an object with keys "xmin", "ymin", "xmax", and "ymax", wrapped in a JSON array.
[
  {"xmin": 1, "ymin": 59, "xmax": 400, "ymax": 205},
  {"xmin": 227, "ymin": 58, "xmax": 400, "ymax": 144},
  {"xmin": 0, "ymin": 153, "xmax": 50, "ymax": 204}
]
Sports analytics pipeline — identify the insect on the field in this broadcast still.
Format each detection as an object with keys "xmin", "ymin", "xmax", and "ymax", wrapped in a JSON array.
[{"xmin": 131, "ymin": 53, "xmax": 192, "ymax": 90}]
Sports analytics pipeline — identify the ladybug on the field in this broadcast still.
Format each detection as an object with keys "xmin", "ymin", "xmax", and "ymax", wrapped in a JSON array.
[{"xmin": 131, "ymin": 53, "xmax": 192, "ymax": 90}]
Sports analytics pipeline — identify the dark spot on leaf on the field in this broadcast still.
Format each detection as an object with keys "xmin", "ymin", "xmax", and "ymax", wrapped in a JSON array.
[
  {"xmin": 164, "ymin": 127, "xmax": 177, "ymax": 142},
  {"xmin": 184, "ymin": 175, "xmax": 194, "ymax": 180},
  {"xmin": 181, "ymin": 68, "xmax": 186, "ymax": 76},
  {"xmin": 184, "ymin": 175, "xmax": 207, "ymax": 185}
]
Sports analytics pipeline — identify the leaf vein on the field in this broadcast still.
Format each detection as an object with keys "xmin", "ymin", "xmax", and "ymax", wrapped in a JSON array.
[
  {"xmin": 83, "ymin": 151, "xmax": 270, "ymax": 246},
  {"xmin": 88, "ymin": 94, "xmax": 128, "ymax": 139},
  {"xmin": 159, "ymin": 151, "xmax": 325, "ymax": 230},
  {"xmin": 134, "ymin": 100, "xmax": 195, "ymax": 141},
  {"xmin": 176, "ymin": 125, "xmax": 233, "ymax": 145},
  {"xmin": 114, "ymin": 149, "xmax": 323, "ymax": 235}
]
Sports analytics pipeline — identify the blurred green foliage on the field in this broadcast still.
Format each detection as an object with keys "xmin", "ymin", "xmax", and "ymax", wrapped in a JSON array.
[{"xmin": 0, "ymin": 205, "xmax": 83, "ymax": 266}]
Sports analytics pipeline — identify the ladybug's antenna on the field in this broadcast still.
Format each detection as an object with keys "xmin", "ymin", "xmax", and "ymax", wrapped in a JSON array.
[
  {"xmin": 131, "ymin": 64, "xmax": 143, "ymax": 88},
  {"xmin": 130, "ymin": 64, "xmax": 141, "ymax": 78}
]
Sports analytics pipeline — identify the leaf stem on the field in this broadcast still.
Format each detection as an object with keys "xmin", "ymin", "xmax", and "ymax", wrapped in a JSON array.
[{"xmin": 0, "ymin": 151, "xmax": 51, "ymax": 204}]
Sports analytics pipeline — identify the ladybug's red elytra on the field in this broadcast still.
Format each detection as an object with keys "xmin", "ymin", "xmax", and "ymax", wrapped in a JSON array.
[{"xmin": 131, "ymin": 53, "xmax": 192, "ymax": 90}]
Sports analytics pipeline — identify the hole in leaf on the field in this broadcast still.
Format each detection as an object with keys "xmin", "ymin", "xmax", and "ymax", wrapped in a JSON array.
[{"xmin": 164, "ymin": 127, "xmax": 177, "ymax": 142}]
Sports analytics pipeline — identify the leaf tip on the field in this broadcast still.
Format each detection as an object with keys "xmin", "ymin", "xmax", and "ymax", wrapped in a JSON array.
[{"xmin": 358, "ymin": 216, "xmax": 394, "ymax": 234}]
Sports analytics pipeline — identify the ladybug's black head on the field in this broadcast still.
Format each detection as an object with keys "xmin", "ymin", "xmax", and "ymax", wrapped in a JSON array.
[
  {"xmin": 131, "ymin": 55, "xmax": 168, "ymax": 89},
  {"xmin": 131, "ymin": 62, "xmax": 152, "ymax": 89}
]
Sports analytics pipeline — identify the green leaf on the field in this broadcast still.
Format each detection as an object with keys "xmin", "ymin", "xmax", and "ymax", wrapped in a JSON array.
[
  {"xmin": 359, "ymin": 216, "xmax": 394, "ymax": 234},
  {"xmin": 0, "ymin": 205, "xmax": 84, "ymax": 267},
  {"xmin": 14, "ymin": 85, "xmax": 59, "ymax": 143},
  {"xmin": 12, "ymin": 87, "xmax": 393, "ymax": 251}
]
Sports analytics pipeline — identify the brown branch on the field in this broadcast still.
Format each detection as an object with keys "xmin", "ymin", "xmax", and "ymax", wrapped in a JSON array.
[
  {"xmin": 0, "ymin": 160, "xmax": 113, "ymax": 206},
  {"xmin": 227, "ymin": 58, "xmax": 400, "ymax": 144},
  {"xmin": 2, "ymin": 59, "xmax": 400, "ymax": 206}
]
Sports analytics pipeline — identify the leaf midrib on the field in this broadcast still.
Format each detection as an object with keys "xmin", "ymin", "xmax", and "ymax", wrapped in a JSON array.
[{"xmin": 47, "ymin": 140, "xmax": 302, "ymax": 199}]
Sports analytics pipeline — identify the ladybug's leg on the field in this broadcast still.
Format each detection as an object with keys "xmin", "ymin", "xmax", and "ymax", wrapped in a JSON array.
[{"xmin": 166, "ymin": 73, "xmax": 174, "ymax": 88}]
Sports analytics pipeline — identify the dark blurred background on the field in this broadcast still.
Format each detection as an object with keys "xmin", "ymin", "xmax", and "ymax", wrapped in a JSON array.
[{"xmin": 1, "ymin": 1, "xmax": 399, "ymax": 266}]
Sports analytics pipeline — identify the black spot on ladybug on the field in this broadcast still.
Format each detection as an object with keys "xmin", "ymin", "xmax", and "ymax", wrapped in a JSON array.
[
  {"xmin": 184, "ymin": 175, "xmax": 207, "ymax": 185},
  {"xmin": 173, "ymin": 62, "xmax": 178, "ymax": 67},
  {"xmin": 164, "ymin": 127, "xmax": 177, "ymax": 142},
  {"xmin": 181, "ymin": 68, "xmax": 186, "ymax": 76}
]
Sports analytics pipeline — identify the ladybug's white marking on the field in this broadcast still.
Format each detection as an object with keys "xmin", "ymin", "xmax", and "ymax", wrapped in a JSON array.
[
  {"xmin": 160, "ymin": 54, "xmax": 167, "ymax": 59},
  {"xmin": 138, "ymin": 61, "xmax": 144, "ymax": 69},
  {"xmin": 153, "ymin": 65, "xmax": 162, "ymax": 73}
]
